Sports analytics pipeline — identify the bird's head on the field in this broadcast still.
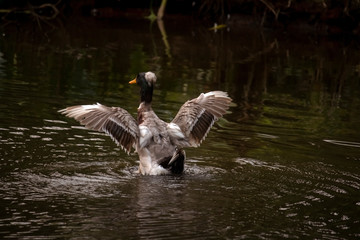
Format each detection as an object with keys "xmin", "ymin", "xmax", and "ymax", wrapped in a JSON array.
[{"xmin": 129, "ymin": 72, "xmax": 157, "ymax": 103}]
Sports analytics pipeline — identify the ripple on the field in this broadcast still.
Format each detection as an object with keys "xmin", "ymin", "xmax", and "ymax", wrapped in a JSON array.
[
  {"xmin": 71, "ymin": 126, "xmax": 87, "ymax": 130},
  {"xmin": 83, "ymin": 138, "xmax": 106, "ymax": 142},
  {"xmin": 235, "ymin": 157, "xmax": 284, "ymax": 170},
  {"xmin": 41, "ymin": 137, "xmax": 52, "ymax": 141},
  {"xmin": 312, "ymin": 189, "xmax": 334, "ymax": 198},
  {"xmin": 9, "ymin": 127, "xmax": 29, "ymax": 131},
  {"xmin": 274, "ymin": 161, "xmax": 360, "ymax": 234},
  {"xmin": 184, "ymin": 163, "xmax": 226, "ymax": 176},
  {"xmin": 324, "ymin": 139, "xmax": 360, "ymax": 148},
  {"xmin": 43, "ymin": 126, "xmax": 71, "ymax": 131},
  {"xmin": 5, "ymin": 171, "xmax": 124, "ymax": 199},
  {"xmin": 256, "ymin": 133, "xmax": 279, "ymax": 139},
  {"xmin": 29, "ymin": 135, "xmax": 41, "ymax": 138},
  {"xmin": 43, "ymin": 119, "xmax": 67, "ymax": 124},
  {"xmin": 9, "ymin": 131, "xmax": 24, "ymax": 135}
]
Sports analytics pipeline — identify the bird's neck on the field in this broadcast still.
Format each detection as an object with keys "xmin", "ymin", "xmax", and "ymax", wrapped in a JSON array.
[
  {"xmin": 140, "ymin": 85, "xmax": 153, "ymax": 104},
  {"xmin": 138, "ymin": 85, "xmax": 153, "ymax": 114},
  {"xmin": 137, "ymin": 102, "xmax": 152, "ymax": 124},
  {"xmin": 137, "ymin": 84, "xmax": 153, "ymax": 124}
]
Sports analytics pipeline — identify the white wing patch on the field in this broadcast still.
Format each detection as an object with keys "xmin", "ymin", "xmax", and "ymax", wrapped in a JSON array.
[
  {"xmin": 139, "ymin": 125, "xmax": 152, "ymax": 149},
  {"xmin": 82, "ymin": 103, "xmax": 102, "ymax": 110},
  {"xmin": 167, "ymin": 123, "xmax": 185, "ymax": 139}
]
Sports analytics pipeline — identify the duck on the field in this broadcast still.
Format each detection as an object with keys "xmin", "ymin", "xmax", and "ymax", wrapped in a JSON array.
[{"xmin": 59, "ymin": 72, "xmax": 232, "ymax": 175}]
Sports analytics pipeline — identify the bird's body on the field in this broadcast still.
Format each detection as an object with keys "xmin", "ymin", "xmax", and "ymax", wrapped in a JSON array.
[
  {"xmin": 136, "ymin": 102, "xmax": 182, "ymax": 175},
  {"xmin": 59, "ymin": 72, "xmax": 231, "ymax": 175}
]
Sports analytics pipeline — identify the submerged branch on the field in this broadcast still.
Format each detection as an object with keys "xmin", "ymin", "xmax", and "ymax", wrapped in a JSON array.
[
  {"xmin": 157, "ymin": 0, "xmax": 167, "ymax": 20},
  {"xmin": 1, "ymin": 2, "xmax": 60, "ymax": 21},
  {"xmin": 238, "ymin": 40, "xmax": 278, "ymax": 65},
  {"xmin": 259, "ymin": 0, "xmax": 279, "ymax": 19}
]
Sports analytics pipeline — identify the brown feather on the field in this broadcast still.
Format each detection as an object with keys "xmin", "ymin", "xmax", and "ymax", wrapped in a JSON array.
[
  {"xmin": 170, "ymin": 91, "xmax": 231, "ymax": 147},
  {"xmin": 59, "ymin": 103, "xmax": 139, "ymax": 154}
]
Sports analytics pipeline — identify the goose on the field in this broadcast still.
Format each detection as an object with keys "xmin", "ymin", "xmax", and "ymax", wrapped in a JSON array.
[{"xmin": 59, "ymin": 72, "xmax": 232, "ymax": 175}]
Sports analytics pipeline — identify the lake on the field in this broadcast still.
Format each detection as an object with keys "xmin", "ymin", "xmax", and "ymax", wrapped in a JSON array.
[{"xmin": 0, "ymin": 16, "xmax": 360, "ymax": 239}]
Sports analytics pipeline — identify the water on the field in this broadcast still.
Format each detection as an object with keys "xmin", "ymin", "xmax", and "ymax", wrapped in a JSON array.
[{"xmin": 1, "ymin": 17, "xmax": 360, "ymax": 239}]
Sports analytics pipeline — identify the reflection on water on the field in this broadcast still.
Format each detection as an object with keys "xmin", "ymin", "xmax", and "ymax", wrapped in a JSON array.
[{"xmin": 0, "ymin": 18, "xmax": 360, "ymax": 239}]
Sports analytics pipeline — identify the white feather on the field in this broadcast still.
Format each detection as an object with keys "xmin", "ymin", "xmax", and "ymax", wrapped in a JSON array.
[
  {"xmin": 82, "ymin": 103, "xmax": 101, "ymax": 110},
  {"xmin": 139, "ymin": 125, "xmax": 152, "ymax": 149},
  {"xmin": 167, "ymin": 123, "xmax": 185, "ymax": 139}
]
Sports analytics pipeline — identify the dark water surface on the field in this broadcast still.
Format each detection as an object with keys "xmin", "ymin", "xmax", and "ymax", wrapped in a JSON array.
[{"xmin": 1, "ymin": 18, "xmax": 360, "ymax": 239}]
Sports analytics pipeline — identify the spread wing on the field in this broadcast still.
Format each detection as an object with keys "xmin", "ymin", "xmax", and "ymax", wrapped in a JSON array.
[
  {"xmin": 169, "ymin": 91, "xmax": 231, "ymax": 148},
  {"xmin": 59, "ymin": 103, "xmax": 139, "ymax": 154}
]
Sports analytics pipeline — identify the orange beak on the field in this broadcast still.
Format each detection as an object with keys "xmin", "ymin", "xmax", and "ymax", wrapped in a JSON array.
[{"xmin": 129, "ymin": 78, "xmax": 137, "ymax": 84}]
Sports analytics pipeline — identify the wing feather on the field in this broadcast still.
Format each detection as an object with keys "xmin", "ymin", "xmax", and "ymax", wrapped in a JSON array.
[
  {"xmin": 170, "ymin": 91, "xmax": 231, "ymax": 147},
  {"xmin": 59, "ymin": 103, "xmax": 139, "ymax": 154}
]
